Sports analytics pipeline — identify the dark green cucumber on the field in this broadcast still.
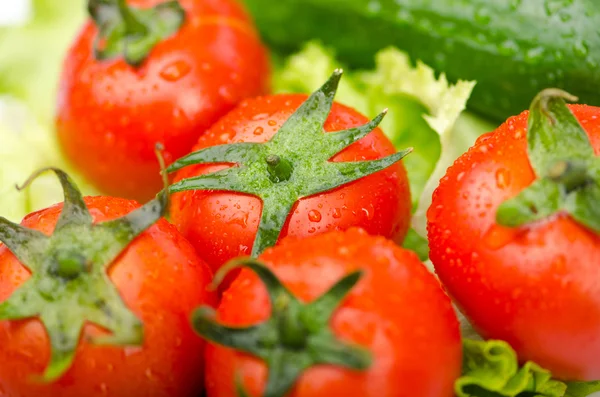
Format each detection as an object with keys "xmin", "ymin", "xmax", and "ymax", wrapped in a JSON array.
[{"xmin": 242, "ymin": 0, "xmax": 600, "ymax": 121}]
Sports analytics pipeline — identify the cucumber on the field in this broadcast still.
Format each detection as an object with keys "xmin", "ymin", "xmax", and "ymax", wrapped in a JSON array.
[{"xmin": 242, "ymin": 0, "xmax": 600, "ymax": 121}]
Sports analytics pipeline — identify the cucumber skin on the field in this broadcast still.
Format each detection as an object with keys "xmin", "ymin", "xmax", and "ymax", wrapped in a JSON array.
[{"xmin": 242, "ymin": 0, "xmax": 600, "ymax": 122}]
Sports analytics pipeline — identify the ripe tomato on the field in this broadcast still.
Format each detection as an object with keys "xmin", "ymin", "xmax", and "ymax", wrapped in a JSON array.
[
  {"xmin": 56, "ymin": 0, "xmax": 270, "ymax": 202},
  {"xmin": 428, "ymin": 103, "xmax": 600, "ymax": 380},
  {"xmin": 169, "ymin": 94, "xmax": 412, "ymax": 274},
  {"xmin": 203, "ymin": 228, "xmax": 462, "ymax": 397},
  {"xmin": 0, "ymin": 196, "xmax": 214, "ymax": 396}
]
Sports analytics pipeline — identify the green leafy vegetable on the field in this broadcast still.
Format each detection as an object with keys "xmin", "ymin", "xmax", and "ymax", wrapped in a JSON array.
[
  {"xmin": 565, "ymin": 381, "xmax": 600, "ymax": 397},
  {"xmin": 0, "ymin": 98, "xmax": 99, "ymax": 222},
  {"xmin": 0, "ymin": 0, "xmax": 85, "ymax": 123},
  {"xmin": 457, "ymin": 339, "xmax": 567, "ymax": 397}
]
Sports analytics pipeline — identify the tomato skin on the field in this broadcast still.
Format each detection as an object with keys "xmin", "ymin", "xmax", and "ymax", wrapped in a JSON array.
[
  {"xmin": 56, "ymin": 0, "xmax": 270, "ymax": 202},
  {"xmin": 0, "ymin": 196, "xmax": 215, "ymax": 397},
  {"xmin": 204, "ymin": 228, "xmax": 461, "ymax": 397},
  {"xmin": 427, "ymin": 104, "xmax": 600, "ymax": 381},
  {"xmin": 170, "ymin": 95, "xmax": 412, "ymax": 275}
]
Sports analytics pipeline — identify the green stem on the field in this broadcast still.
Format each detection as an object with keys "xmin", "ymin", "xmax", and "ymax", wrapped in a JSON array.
[
  {"xmin": 548, "ymin": 160, "xmax": 590, "ymax": 192},
  {"xmin": 53, "ymin": 252, "xmax": 88, "ymax": 280},
  {"xmin": 266, "ymin": 155, "xmax": 294, "ymax": 183},
  {"xmin": 116, "ymin": 0, "xmax": 148, "ymax": 35}
]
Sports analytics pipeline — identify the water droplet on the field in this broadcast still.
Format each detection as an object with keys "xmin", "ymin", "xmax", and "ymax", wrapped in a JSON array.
[
  {"xmin": 525, "ymin": 47, "xmax": 544, "ymax": 63},
  {"xmin": 574, "ymin": 40, "xmax": 589, "ymax": 58},
  {"xmin": 219, "ymin": 86, "xmax": 234, "ymax": 101},
  {"xmin": 159, "ymin": 60, "xmax": 191, "ymax": 82},
  {"xmin": 478, "ymin": 145, "xmax": 489, "ymax": 154},
  {"xmin": 252, "ymin": 113, "xmax": 269, "ymax": 121},
  {"xmin": 308, "ymin": 227, "xmax": 316, "ymax": 233},
  {"xmin": 268, "ymin": 120, "xmax": 277, "ymax": 126},
  {"xmin": 104, "ymin": 131, "xmax": 115, "ymax": 146},
  {"xmin": 495, "ymin": 169, "xmax": 511, "ymax": 189},
  {"xmin": 456, "ymin": 172, "xmax": 465, "ymax": 182},
  {"xmin": 308, "ymin": 210, "xmax": 322, "ymax": 222},
  {"xmin": 362, "ymin": 204, "xmax": 375, "ymax": 221},
  {"xmin": 367, "ymin": 0, "xmax": 381, "ymax": 14},
  {"xmin": 474, "ymin": 8, "xmax": 491, "ymax": 24},
  {"xmin": 498, "ymin": 40, "xmax": 519, "ymax": 56},
  {"xmin": 332, "ymin": 208, "xmax": 342, "ymax": 218},
  {"xmin": 253, "ymin": 126, "xmax": 264, "ymax": 136}
]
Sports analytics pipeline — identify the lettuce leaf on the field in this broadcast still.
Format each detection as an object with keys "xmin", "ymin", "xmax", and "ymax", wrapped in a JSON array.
[
  {"xmin": 273, "ymin": 42, "xmax": 495, "ymax": 256},
  {"xmin": 457, "ymin": 339, "xmax": 567, "ymax": 397},
  {"xmin": 0, "ymin": 0, "xmax": 85, "ymax": 123},
  {"xmin": 0, "ymin": 97, "xmax": 99, "ymax": 222},
  {"xmin": 566, "ymin": 381, "xmax": 600, "ymax": 397}
]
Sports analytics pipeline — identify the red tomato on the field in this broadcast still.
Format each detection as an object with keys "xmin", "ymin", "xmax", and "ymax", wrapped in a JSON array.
[
  {"xmin": 204, "ymin": 228, "xmax": 462, "ymax": 397},
  {"xmin": 0, "ymin": 196, "xmax": 215, "ymax": 397},
  {"xmin": 170, "ymin": 95, "xmax": 412, "ymax": 274},
  {"xmin": 428, "ymin": 104, "xmax": 600, "ymax": 380},
  {"xmin": 56, "ymin": 0, "xmax": 270, "ymax": 202}
]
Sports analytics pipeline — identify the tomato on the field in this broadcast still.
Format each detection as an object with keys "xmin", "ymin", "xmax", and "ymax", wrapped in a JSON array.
[
  {"xmin": 0, "ymin": 195, "xmax": 215, "ymax": 396},
  {"xmin": 56, "ymin": 0, "xmax": 270, "ymax": 202},
  {"xmin": 200, "ymin": 228, "xmax": 461, "ymax": 397},
  {"xmin": 169, "ymin": 93, "xmax": 412, "ymax": 275},
  {"xmin": 428, "ymin": 102, "xmax": 600, "ymax": 380}
]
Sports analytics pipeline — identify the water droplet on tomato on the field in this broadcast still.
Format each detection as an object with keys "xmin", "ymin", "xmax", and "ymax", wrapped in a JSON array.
[
  {"xmin": 252, "ymin": 113, "xmax": 269, "ymax": 121},
  {"xmin": 268, "ymin": 120, "xmax": 277, "ymax": 126},
  {"xmin": 362, "ymin": 204, "xmax": 375, "ymax": 220},
  {"xmin": 104, "ymin": 131, "xmax": 116, "ymax": 146},
  {"xmin": 456, "ymin": 172, "xmax": 465, "ymax": 182},
  {"xmin": 253, "ymin": 126, "xmax": 264, "ymax": 135},
  {"xmin": 308, "ymin": 210, "xmax": 322, "ymax": 222},
  {"xmin": 219, "ymin": 86, "xmax": 234, "ymax": 101},
  {"xmin": 332, "ymin": 208, "xmax": 342, "ymax": 218},
  {"xmin": 159, "ymin": 60, "xmax": 191, "ymax": 82},
  {"xmin": 495, "ymin": 168, "xmax": 511, "ymax": 189},
  {"xmin": 308, "ymin": 227, "xmax": 316, "ymax": 233}
]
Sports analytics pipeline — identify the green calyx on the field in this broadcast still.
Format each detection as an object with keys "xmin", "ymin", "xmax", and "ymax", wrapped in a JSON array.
[
  {"xmin": 88, "ymin": 0, "xmax": 185, "ymax": 67},
  {"xmin": 497, "ymin": 89, "xmax": 600, "ymax": 233},
  {"xmin": 168, "ymin": 70, "xmax": 413, "ymax": 257},
  {"xmin": 0, "ymin": 167, "xmax": 168, "ymax": 381},
  {"xmin": 192, "ymin": 259, "xmax": 372, "ymax": 397}
]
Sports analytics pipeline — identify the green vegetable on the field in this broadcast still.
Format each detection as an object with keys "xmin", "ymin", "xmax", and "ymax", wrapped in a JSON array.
[
  {"xmin": 0, "ymin": 0, "xmax": 84, "ymax": 123},
  {"xmin": 168, "ymin": 70, "xmax": 410, "ymax": 257},
  {"xmin": 0, "ymin": 98, "xmax": 99, "ymax": 223},
  {"xmin": 0, "ymin": 168, "xmax": 167, "ymax": 380},
  {"xmin": 273, "ymin": 42, "xmax": 494, "ymax": 255},
  {"xmin": 457, "ymin": 339, "xmax": 567, "ymax": 397},
  {"xmin": 243, "ymin": 0, "xmax": 600, "ymax": 122},
  {"xmin": 566, "ymin": 381, "xmax": 600, "ymax": 397},
  {"xmin": 497, "ymin": 89, "xmax": 600, "ymax": 233}
]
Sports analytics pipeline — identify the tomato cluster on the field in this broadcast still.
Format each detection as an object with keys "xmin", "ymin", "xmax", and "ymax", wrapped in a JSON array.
[{"xmin": 1, "ymin": 0, "xmax": 599, "ymax": 396}]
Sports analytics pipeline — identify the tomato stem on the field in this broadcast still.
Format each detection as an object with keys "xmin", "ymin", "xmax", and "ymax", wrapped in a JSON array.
[
  {"xmin": 266, "ymin": 155, "xmax": 293, "ymax": 183},
  {"xmin": 116, "ymin": 0, "xmax": 148, "ymax": 36},
  {"xmin": 548, "ymin": 160, "xmax": 591, "ymax": 192}
]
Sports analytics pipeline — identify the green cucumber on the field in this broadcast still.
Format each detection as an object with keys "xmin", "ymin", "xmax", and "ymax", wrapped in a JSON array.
[{"xmin": 242, "ymin": 0, "xmax": 600, "ymax": 121}]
